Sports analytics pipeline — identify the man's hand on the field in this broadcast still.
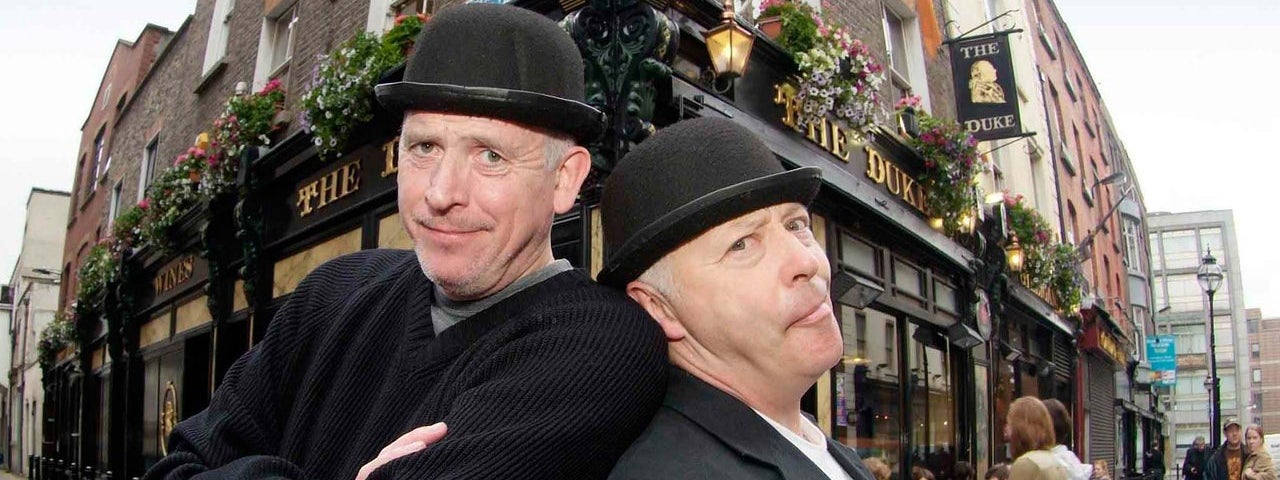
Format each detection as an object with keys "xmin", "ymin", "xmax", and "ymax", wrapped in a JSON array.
[{"xmin": 356, "ymin": 423, "xmax": 448, "ymax": 480}]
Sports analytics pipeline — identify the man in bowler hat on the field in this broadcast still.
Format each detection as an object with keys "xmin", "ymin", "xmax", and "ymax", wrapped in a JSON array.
[
  {"xmin": 144, "ymin": 4, "xmax": 666, "ymax": 480},
  {"xmin": 601, "ymin": 117, "xmax": 876, "ymax": 480}
]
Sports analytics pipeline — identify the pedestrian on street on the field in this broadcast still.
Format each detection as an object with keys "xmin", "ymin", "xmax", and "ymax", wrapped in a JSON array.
[
  {"xmin": 1006, "ymin": 397, "xmax": 1069, "ymax": 480},
  {"xmin": 141, "ymin": 4, "xmax": 668, "ymax": 480},
  {"xmin": 1206, "ymin": 419, "xmax": 1249, "ymax": 480},
  {"xmin": 1186, "ymin": 437, "xmax": 1211, "ymax": 480},
  {"xmin": 1243, "ymin": 425, "xmax": 1276, "ymax": 480},
  {"xmin": 600, "ymin": 118, "xmax": 876, "ymax": 480},
  {"xmin": 1148, "ymin": 440, "xmax": 1167, "ymax": 480},
  {"xmin": 988, "ymin": 464, "xmax": 1011, "ymax": 480},
  {"xmin": 1043, "ymin": 399, "xmax": 1094, "ymax": 480}
]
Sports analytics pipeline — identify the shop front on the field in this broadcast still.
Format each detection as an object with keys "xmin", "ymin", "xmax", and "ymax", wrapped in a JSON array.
[{"xmin": 1080, "ymin": 307, "xmax": 1132, "ymax": 472}]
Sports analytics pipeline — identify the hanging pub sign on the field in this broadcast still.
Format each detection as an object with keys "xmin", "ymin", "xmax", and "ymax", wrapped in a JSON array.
[{"xmin": 949, "ymin": 32, "xmax": 1023, "ymax": 141}]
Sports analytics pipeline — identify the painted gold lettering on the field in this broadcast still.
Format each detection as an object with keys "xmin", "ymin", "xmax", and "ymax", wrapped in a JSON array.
[
  {"xmin": 830, "ymin": 126, "xmax": 850, "ymax": 162},
  {"xmin": 296, "ymin": 183, "xmax": 318, "ymax": 217},
  {"xmin": 865, "ymin": 147, "xmax": 886, "ymax": 184},
  {"xmin": 886, "ymin": 165, "xmax": 902, "ymax": 196},
  {"xmin": 381, "ymin": 137, "xmax": 399, "ymax": 178},
  {"xmin": 344, "ymin": 163, "xmax": 361, "ymax": 198}
]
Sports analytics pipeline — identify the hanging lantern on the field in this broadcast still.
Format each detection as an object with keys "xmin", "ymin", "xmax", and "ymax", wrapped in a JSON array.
[
  {"xmin": 704, "ymin": 0, "xmax": 755, "ymax": 79},
  {"xmin": 1005, "ymin": 233, "xmax": 1025, "ymax": 273}
]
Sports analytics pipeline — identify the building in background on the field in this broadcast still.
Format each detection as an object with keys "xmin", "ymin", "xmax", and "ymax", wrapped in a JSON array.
[
  {"xmin": 0, "ymin": 284, "xmax": 12, "ymax": 470},
  {"xmin": 1028, "ymin": 0, "xmax": 1157, "ymax": 474},
  {"xmin": 60, "ymin": 25, "xmax": 174, "ymax": 329},
  {"xmin": 1147, "ymin": 210, "xmax": 1251, "ymax": 469},
  {"xmin": 6, "ymin": 188, "xmax": 71, "ymax": 475},
  {"xmin": 1247, "ymin": 308, "xmax": 1279, "ymax": 430}
]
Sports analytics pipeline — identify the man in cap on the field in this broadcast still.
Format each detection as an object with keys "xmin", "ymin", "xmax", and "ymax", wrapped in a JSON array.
[
  {"xmin": 1207, "ymin": 419, "xmax": 1250, "ymax": 480},
  {"xmin": 600, "ymin": 117, "xmax": 876, "ymax": 479},
  {"xmin": 144, "ymin": 4, "xmax": 666, "ymax": 480}
]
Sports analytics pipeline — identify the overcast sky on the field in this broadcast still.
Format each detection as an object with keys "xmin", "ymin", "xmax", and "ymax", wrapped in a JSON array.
[{"xmin": 2, "ymin": 0, "xmax": 1278, "ymax": 316}]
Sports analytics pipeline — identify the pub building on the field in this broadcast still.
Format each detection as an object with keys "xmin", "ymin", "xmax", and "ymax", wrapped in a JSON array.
[{"xmin": 39, "ymin": 0, "xmax": 1083, "ymax": 478}]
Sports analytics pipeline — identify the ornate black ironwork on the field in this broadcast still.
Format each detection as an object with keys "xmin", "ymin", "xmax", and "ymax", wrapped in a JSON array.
[
  {"xmin": 234, "ymin": 148, "xmax": 264, "ymax": 311},
  {"xmin": 968, "ymin": 217, "xmax": 1009, "ymax": 320},
  {"xmin": 561, "ymin": 0, "xmax": 678, "ymax": 174},
  {"xmin": 202, "ymin": 191, "xmax": 237, "ymax": 325}
]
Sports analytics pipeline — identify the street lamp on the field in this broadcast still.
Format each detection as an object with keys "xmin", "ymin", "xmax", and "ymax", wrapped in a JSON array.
[{"xmin": 1196, "ymin": 247, "xmax": 1224, "ymax": 447}]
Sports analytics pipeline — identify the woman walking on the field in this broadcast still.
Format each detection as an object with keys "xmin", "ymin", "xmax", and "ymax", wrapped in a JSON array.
[
  {"xmin": 1005, "ymin": 397, "xmax": 1068, "ymax": 480},
  {"xmin": 1243, "ymin": 425, "xmax": 1276, "ymax": 480}
]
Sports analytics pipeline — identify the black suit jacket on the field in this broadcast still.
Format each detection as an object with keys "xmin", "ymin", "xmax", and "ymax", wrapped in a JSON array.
[{"xmin": 609, "ymin": 368, "xmax": 876, "ymax": 480}]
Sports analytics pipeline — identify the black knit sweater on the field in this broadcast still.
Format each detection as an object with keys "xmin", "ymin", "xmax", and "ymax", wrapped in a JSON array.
[{"xmin": 143, "ymin": 249, "xmax": 667, "ymax": 480}]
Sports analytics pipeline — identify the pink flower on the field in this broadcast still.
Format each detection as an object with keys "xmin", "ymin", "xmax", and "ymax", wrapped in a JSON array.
[
  {"xmin": 194, "ymin": 148, "xmax": 206, "ymax": 157},
  {"xmin": 138, "ymin": 199, "xmax": 150, "ymax": 210}
]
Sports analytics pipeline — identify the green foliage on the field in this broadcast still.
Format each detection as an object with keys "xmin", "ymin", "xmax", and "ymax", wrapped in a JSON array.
[
  {"xmin": 300, "ymin": 31, "xmax": 404, "ymax": 159},
  {"xmin": 383, "ymin": 13, "xmax": 428, "ymax": 54},
  {"xmin": 908, "ymin": 114, "xmax": 986, "ymax": 235},
  {"xmin": 141, "ymin": 146, "xmax": 207, "ymax": 254},
  {"xmin": 76, "ymin": 243, "xmax": 117, "ymax": 308},
  {"xmin": 37, "ymin": 311, "xmax": 77, "ymax": 371}
]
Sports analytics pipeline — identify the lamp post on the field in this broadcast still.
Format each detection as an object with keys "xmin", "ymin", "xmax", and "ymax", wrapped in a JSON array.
[{"xmin": 1196, "ymin": 247, "xmax": 1224, "ymax": 447}]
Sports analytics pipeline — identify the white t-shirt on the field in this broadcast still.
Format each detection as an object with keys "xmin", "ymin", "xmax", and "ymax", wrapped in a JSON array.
[{"xmin": 754, "ymin": 410, "xmax": 855, "ymax": 480}]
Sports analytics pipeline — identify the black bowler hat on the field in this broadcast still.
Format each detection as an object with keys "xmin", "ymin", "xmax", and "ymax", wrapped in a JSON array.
[
  {"xmin": 374, "ymin": 3, "xmax": 604, "ymax": 143},
  {"xmin": 598, "ymin": 117, "xmax": 822, "ymax": 288}
]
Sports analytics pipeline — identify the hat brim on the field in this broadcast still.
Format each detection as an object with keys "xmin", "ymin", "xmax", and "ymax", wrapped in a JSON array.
[
  {"xmin": 598, "ymin": 166, "xmax": 822, "ymax": 288},
  {"xmin": 375, "ymin": 82, "xmax": 606, "ymax": 144}
]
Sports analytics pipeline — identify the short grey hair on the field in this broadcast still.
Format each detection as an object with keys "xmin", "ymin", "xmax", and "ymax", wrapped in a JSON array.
[
  {"xmin": 635, "ymin": 255, "xmax": 679, "ymax": 302},
  {"xmin": 543, "ymin": 133, "xmax": 575, "ymax": 170}
]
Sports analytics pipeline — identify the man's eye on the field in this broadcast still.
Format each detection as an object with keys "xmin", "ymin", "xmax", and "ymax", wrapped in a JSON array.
[
  {"xmin": 481, "ymin": 150, "xmax": 504, "ymax": 163},
  {"xmin": 408, "ymin": 142, "xmax": 436, "ymax": 155},
  {"xmin": 785, "ymin": 218, "xmax": 810, "ymax": 231},
  {"xmin": 729, "ymin": 238, "xmax": 747, "ymax": 252}
]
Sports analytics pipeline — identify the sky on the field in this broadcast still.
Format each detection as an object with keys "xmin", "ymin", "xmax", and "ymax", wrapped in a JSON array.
[
  {"xmin": 1052, "ymin": 0, "xmax": 1280, "ymax": 317},
  {"xmin": 1, "ymin": 1, "xmax": 1278, "ymax": 315}
]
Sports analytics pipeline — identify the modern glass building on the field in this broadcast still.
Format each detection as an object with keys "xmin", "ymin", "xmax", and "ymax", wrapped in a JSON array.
[{"xmin": 1146, "ymin": 210, "xmax": 1251, "ymax": 471}]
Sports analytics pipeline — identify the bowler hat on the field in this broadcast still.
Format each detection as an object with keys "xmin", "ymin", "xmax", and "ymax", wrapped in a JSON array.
[
  {"xmin": 375, "ymin": 3, "xmax": 604, "ymax": 143},
  {"xmin": 598, "ymin": 117, "xmax": 822, "ymax": 288}
]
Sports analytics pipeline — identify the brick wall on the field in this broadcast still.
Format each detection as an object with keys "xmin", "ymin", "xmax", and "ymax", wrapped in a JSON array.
[
  {"xmin": 60, "ymin": 26, "xmax": 173, "ymax": 310},
  {"xmin": 822, "ymin": 0, "xmax": 956, "ymax": 122},
  {"xmin": 1027, "ymin": 0, "xmax": 1129, "ymax": 329}
]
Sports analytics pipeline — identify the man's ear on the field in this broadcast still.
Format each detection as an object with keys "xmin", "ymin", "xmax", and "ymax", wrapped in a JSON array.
[
  {"xmin": 625, "ymin": 281, "xmax": 686, "ymax": 342},
  {"xmin": 552, "ymin": 145, "xmax": 591, "ymax": 214}
]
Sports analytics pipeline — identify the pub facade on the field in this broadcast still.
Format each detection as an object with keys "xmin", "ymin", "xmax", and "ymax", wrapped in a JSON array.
[{"xmin": 40, "ymin": 0, "xmax": 1125, "ymax": 479}]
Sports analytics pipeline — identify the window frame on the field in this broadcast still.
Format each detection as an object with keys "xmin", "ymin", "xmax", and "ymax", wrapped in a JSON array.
[
  {"xmin": 140, "ymin": 133, "xmax": 159, "ymax": 201},
  {"xmin": 202, "ymin": 0, "xmax": 236, "ymax": 74}
]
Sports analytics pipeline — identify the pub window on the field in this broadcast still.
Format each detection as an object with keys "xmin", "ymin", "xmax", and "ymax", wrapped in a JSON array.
[
  {"xmin": 108, "ymin": 181, "xmax": 122, "ymax": 229},
  {"xmin": 835, "ymin": 306, "xmax": 902, "ymax": 466},
  {"xmin": 253, "ymin": 2, "xmax": 298, "ymax": 88},
  {"xmin": 892, "ymin": 258, "xmax": 924, "ymax": 299},
  {"xmin": 1252, "ymin": 343, "xmax": 1260, "ymax": 359},
  {"xmin": 203, "ymin": 0, "xmax": 235, "ymax": 74},
  {"xmin": 140, "ymin": 134, "xmax": 159, "ymax": 201},
  {"xmin": 839, "ymin": 232, "xmax": 880, "ymax": 278},
  {"xmin": 268, "ymin": 5, "xmax": 297, "ymax": 73},
  {"xmin": 933, "ymin": 280, "xmax": 958, "ymax": 314},
  {"xmin": 92, "ymin": 126, "xmax": 106, "ymax": 181},
  {"xmin": 1253, "ymin": 368, "xmax": 1262, "ymax": 383},
  {"xmin": 881, "ymin": 2, "xmax": 928, "ymax": 109}
]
